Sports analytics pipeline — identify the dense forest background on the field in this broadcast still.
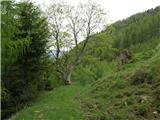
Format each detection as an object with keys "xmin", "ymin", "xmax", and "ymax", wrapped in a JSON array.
[{"xmin": 1, "ymin": 0, "xmax": 160, "ymax": 120}]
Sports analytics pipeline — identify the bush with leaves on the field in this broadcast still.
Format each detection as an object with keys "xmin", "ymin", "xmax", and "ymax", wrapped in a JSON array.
[{"xmin": 130, "ymin": 69, "xmax": 153, "ymax": 85}]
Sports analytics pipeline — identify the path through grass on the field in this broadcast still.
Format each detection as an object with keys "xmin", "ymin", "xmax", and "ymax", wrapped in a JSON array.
[{"xmin": 11, "ymin": 83, "xmax": 83, "ymax": 120}]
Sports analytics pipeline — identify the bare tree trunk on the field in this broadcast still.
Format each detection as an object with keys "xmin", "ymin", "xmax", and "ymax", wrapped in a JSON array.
[{"xmin": 63, "ymin": 72, "xmax": 72, "ymax": 85}]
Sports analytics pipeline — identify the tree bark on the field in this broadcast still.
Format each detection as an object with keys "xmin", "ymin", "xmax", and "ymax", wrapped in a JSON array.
[{"xmin": 63, "ymin": 72, "xmax": 72, "ymax": 85}]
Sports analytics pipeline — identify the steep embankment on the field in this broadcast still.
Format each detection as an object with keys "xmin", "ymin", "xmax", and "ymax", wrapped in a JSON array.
[
  {"xmin": 11, "ymin": 84, "xmax": 83, "ymax": 120},
  {"xmin": 76, "ymin": 43, "xmax": 160, "ymax": 120}
]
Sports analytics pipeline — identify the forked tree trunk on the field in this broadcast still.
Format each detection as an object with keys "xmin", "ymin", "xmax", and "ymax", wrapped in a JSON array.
[{"xmin": 63, "ymin": 72, "xmax": 72, "ymax": 85}]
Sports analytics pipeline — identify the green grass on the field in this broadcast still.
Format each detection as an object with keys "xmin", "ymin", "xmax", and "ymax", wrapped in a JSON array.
[
  {"xmin": 76, "ymin": 45, "xmax": 160, "ymax": 120},
  {"xmin": 11, "ymin": 83, "xmax": 83, "ymax": 120},
  {"xmin": 10, "ymin": 43, "xmax": 160, "ymax": 120}
]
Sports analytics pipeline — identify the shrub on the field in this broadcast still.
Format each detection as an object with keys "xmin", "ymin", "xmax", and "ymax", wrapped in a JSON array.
[
  {"xmin": 72, "ymin": 65, "xmax": 97, "ymax": 85},
  {"xmin": 130, "ymin": 69, "xmax": 153, "ymax": 85},
  {"xmin": 45, "ymin": 80, "xmax": 54, "ymax": 91}
]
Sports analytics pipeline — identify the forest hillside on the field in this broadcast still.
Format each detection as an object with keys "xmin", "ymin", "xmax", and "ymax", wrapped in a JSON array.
[{"xmin": 1, "ymin": 0, "xmax": 160, "ymax": 120}]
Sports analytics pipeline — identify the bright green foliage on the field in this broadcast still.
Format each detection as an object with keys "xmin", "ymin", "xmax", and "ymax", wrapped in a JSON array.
[
  {"xmin": 72, "ymin": 57, "xmax": 117, "ymax": 85},
  {"xmin": 85, "ymin": 27, "xmax": 118, "ymax": 61}
]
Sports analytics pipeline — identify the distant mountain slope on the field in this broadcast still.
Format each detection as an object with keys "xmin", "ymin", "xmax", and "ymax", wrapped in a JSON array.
[{"xmin": 112, "ymin": 6, "xmax": 160, "ymax": 49}]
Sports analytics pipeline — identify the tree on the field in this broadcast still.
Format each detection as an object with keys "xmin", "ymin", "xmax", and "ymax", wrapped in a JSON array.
[
  {"xmin": 13, "ymin": 0, "xmax": 50, "ymax": 98},
  {"xmin": 112, "ymin": 6, "xmax": 160, "ymax": 49},
  {"xmin": 1, "ymin": 1, "xmax": 30, "ymax": 71},
  {"xmin": 1, "ymin": 1, "xmax": 50, "ymax": 118},
  {"xmin": 47, "ymin": 0, "xmax": 106, "ymax": 85}
]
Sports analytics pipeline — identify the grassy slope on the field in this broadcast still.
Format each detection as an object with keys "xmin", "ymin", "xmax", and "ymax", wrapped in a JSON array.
[
  {"xmin": 76, "ymin": 43, "xmax": 160, "ymax": 120},
  {"xmin": 11, "ymin": 83, "xmax": 83, "ymax": 120},
  {"xmin": 11, "ymin": 43, "xmax": 160, "ymax": 120},
  {"xmin": 10, "ymin": 43, "xmax": 160, "ymax": 120}
]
